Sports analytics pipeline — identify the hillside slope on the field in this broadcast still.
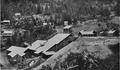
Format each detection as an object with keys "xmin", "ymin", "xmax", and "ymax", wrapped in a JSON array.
[{"xmin": 32, "ymin": 37, "xmax": 119, "ymax": 70}]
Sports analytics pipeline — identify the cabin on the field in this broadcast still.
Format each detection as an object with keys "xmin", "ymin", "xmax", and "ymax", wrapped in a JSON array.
[
  {"xmin": 43, "ymin": 22, "xmax": 47, "ymax": 26},
  {"xmin": 1, "ymin": 20, "xmax": 10, "ymax": 25},
  {"xmin": 7, "ymin": 46, "xmax": 27, "ymax": 57},
  {"xmin": 64, "ymin": 21, "xmax": 69, "ymax": 26},
  {"xmin": 63, "ymin": 25, "xmax": 73, "ymax": 33},
  {"xmin": 2, "ymin": 29, "xmax": 14, "ymax": 37},
  {"xmin": 7, "ymin": 46, "xmax": 27, "ymax": 63},
  {"xmin": 15, "ymin": 13, "xmax": 21, "ymax": 16},
  {"xmin": 78, "ymin": 30, "xmax": 97, "ymax": 36},
  {"xmin": 107, "ymin": 30, "xmax": 119, "ymax": 36}
]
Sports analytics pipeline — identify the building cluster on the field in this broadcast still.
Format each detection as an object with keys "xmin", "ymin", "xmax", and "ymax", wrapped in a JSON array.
[
  {"xmin": 1, "ymin": 10, "xmax": 119, "ymax": 69},
  {"xmin": 78, "ymin": 29, "xmax": 119, "ymax": 37},
  {"xmin": 6, "ymin": 33, "xmax": 75, "ymax": 69},
  {"xmin": 1, "ymin": 12, "xmax": 57, "ymax": 48}
]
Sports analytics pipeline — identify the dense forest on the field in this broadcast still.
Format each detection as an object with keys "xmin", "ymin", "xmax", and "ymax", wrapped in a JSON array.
[{"xmin": 1, "ymin": 0, "xmax": 120, "ymax": 21}]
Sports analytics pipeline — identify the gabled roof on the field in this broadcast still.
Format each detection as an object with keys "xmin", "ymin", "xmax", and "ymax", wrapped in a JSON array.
[
  {"xmin": 2, "ymin": 20, "xmax": 10, "ymax": 23},
  {"xmin": 35, "ymin": 33, "xmax": 70, "ymax": 53},
  {"xmin": 43, "ymin": 51, "xmax": 56, "ymax": 55},
  {"xmin": 7, "ymin": 46, "xmax": 27, "ymax": 57},
  {"xmin": 3, "ymin": 30, "xmax": 14, "ymax": 34},
  {"xmin": 79, "ymin": 30, "xmax": 95, "ymax": 35},
  {"xmin": 8, "ymin": 52, "xmax": 17, "ymax": 57},
  {"xmin": 43, "ymin": 23, "xmax": 47, "ymax": 25},
  {"xmin": 107, "ymin": 30, "xmax": 116, "ymax": 34},
  {"xmin": 28, "ymin": 40, "xmax": 47, "ymax": 50},
  {"xmin": 7, "ymin": 46, "xmax": 26, "ymax": 51},
  {"xmin": 2, "ymin": 30, "xmax": 14, "ymax": 36},
  {"xmin": 8, "ymin": 52, "xmax": 25, "ymax": 57},
  {"xmin": 64, "ymin": 25, "xmax": 72, "ymax": 29},
  {"xmin": 15, "ymin": 13, "xmax": 21, "ymax": 15}
]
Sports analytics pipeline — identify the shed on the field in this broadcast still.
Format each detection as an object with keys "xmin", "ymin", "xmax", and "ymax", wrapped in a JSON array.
[
  {"xmin": 43, "ymin": 22, "xmax": 47, "ymax": 26},
  {"xmin": 64, "ymin": 25, "xmax": 72, "ymax": 29},
  {"xmin": 2, "ymin": 20, "xmax": 10, "ymax": 23},
  {"xmin": 7, "ymin": 46, "xmax": 27, "ymax": 57},
  {"xmin": 8, "ymin": 52, "xmax": 25, "ymax": 58},
  {"xmin": 78, "ymin": 30, "xmax": 97, "ymax": 36},
  {"xmin": 107, "ymin": 30, "xmax": 119, "ymax": 36},
  {"xmin": 63, "ymin": 25, "xmax": 73, "ymax": 33},
  {"xmin": 2, "ymin": 30, "xmax": 14, "ymax": 36},
  {"xmin": 64, "ymin": 21, "xmax": 68, "ymax": 26},
  {"xmin": 1, "ymin": 20, "xmax": 10, "ymax": 25},
  {"xmin": 15, "ymin": 13, "xmax": 21, "ymax": 16}
]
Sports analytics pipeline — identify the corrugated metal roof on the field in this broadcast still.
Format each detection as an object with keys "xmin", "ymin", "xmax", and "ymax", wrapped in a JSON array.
[
  {"xmin": 108, "ymin": 30, "xmax": 115, "ymax": 34},
  {"xmin": 2, "ymin": 20, "xmax": 10, "ymax": 23},
  {"xmin": 7, "ymin": 46, "xmax": 27, "ymax": 57},
  {"xmin": 28, "ymin": 40, "xmax": 47, "ymax": 50},
  {"xmin": 35, "ymin": 33, "xmax": 70, "ymax": 53},
  {"xmin": 43, "ymin": 23, "xmax": 47, "ymax": 25},
  {"xmin": 2, "ymin": 30, "xmax": 14, "ymax": 36},
  {"xmin": 15, "ymin": 13, "xmax": 21, "ymax": 16},
  {"xmin": 8, "ymin": 52, "xmax": 17, "ymax": 57},
  {"xmin": 3, "ymin": 30, "xmax": 14, "ymax": 34},
  {"xmin": 8, "ymin": 52, "xmax": 25, "ymax": 57},
  {"xmin": 7, "ymin": 46, "xmax": 27, "ymax": 51},
  {"xmin": 64, "ymin": 21, "xmax": 68, "ymax": 25},
  {"xmin": 17, "ymin": 52, "xmax": 25, "ymax": 56},
  {"xmin": 79, "ymin": 30, "xmax": 94, "ymax": 35},
  {"xmin": 64, "ymin": 25, "xmax": 72, "ymax": 29},
  {"xmin": 43, "ymin": 51, "xmax": 56, "ymax": 55}
]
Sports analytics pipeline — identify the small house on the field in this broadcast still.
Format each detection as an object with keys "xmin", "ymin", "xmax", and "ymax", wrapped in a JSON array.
[
  {"xmin": 7, "ymin": 46, "xmax": 27, "ymax": 57},
  {"xmin": 107, "ymin": 30, "xmax": 119, "ymax": 36},
  {"xmin": 63, "ymin": 25, "xmax": 73, "ymax": 33},
  {"xmin": 78, "ymin": 30, "xmax": 97, "ymax": 36},
  {"xmin": 64, "ymin": 21, "xmax": 68, "ymax": 26},
  {"xmin": 2, "ymin": 29, "xmax": 14, "ymax": 37},
  {"xmin": 7, "ymin": 46, "xmax": 27, "ymax": 63},
  {"xmin": 1, "ymin": 20, "xmax": 10, "ymax": 25},
  {"xmin": 15, "ymin": 13, "xmax": 21, "ymax": 16},
  {"xmin": 99, "ymin": 31, "xmax": 107, "ymax": 36}
]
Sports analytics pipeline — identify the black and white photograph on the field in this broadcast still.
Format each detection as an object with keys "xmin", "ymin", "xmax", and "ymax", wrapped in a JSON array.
[{"xmin": 0, "ymin": 0, "xmax": 120, "ymax": 70}]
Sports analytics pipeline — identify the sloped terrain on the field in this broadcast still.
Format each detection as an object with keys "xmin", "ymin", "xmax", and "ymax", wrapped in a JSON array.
[{"xmin": 31, "ymin": 37, "xmax": 119, "ymax": 70}]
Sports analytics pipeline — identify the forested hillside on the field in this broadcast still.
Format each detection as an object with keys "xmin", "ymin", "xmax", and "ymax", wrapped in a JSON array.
[{"xmin": 1, "ymin": 0, "xmax": 120, "ymax": 21}]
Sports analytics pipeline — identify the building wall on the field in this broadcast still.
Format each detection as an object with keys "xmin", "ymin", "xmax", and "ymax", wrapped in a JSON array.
[
  {"xmin": 82, "ymin": 34, "xmax": 97, "ymax": 36},
  {"xmin": 78, "ymin": 31, "xmax": 97, "ymax": 37}
]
